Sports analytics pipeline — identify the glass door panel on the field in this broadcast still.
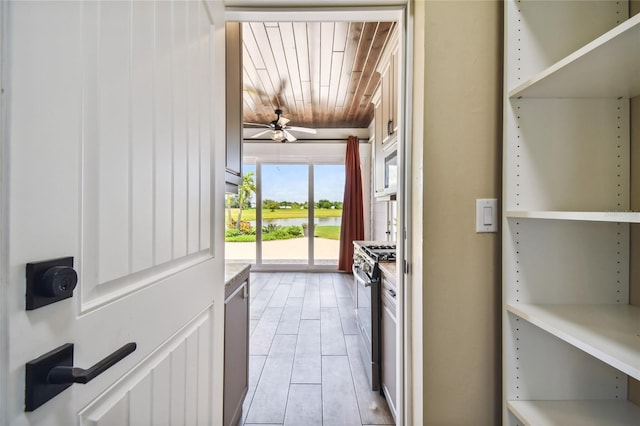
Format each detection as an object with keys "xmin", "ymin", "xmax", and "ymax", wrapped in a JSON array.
[
  {"xmin": 261, "ymin": 163, "xmax": 309, "ymax": 265},
  {"xmin": 313, "ymin": 164, "xmax": 345, "ymax": 265}
]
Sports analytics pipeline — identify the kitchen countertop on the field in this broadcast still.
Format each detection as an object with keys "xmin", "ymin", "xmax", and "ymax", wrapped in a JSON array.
[{"xmin": 225, "ymin": 262, "xmax": 251, "ymax": 289}]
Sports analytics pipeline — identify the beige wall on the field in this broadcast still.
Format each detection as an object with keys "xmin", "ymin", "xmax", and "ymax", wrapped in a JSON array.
[{"xmin": 411, "ymin": 1, "xmax": 502, "ymax": 424}]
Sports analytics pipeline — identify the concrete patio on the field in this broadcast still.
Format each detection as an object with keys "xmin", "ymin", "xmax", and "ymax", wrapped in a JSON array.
[{"xmin": 225, "ymin": 237, "xmax": 340, "ymax": 263}]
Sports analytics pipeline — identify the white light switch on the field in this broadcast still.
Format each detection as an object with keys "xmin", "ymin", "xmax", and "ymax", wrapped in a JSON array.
[
  {"xmin": 476, "ymin": 199, "xmax": 498, "ymax": 233},
  {"xmin": 483, "ymin": 206, "xmax": 493, "ymax": 225}
]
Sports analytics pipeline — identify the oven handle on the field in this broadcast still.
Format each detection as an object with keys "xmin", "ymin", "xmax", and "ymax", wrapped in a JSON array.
[{"xmin": 352, "ymin": 264, "xmax": 372, "ymax": 287}]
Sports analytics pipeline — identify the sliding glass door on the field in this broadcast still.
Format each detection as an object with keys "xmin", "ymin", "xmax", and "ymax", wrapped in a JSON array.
[
  {"xmin": 260, "ymin": 163, "xmax": 309, "ymax": 265},
  {"xmin": 225, "ymin": 160, "xmax": 347, "ymax": 268},
  {"xmin": 225, "ymin": 160, "xmax": 346, "ymax": 268},
  {"xmin": 313, "ymin": 164, "xmax": 345, "ymax": 265}
]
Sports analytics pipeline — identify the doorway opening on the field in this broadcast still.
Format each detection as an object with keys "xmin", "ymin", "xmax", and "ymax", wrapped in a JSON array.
[{"xmin": 224, "ymin": 3, "xmax": 410, "ymax": 425}]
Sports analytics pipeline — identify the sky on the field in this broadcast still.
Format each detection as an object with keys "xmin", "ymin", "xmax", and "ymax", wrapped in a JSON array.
[{"xmin": 243, "ymin": 163, "xmax": 345, "ymax": 203}]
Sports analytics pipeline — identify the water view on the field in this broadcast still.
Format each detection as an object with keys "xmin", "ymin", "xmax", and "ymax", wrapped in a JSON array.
[{"xmin": 250, "ymin": 216, "xmax": 342, "ymax": 227}]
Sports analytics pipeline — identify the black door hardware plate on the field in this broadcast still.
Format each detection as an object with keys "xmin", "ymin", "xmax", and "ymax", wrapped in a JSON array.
[
  {"xmin": 26, "ymin": 256, "xmax": 77, "ymax": 310},
  {"xmin": 24, "ymin": 342, "xmax": 136, "ymax": 411},
  {"xmin": 25, "ymin": 343, "xmax": 74, "ymax": 412}
]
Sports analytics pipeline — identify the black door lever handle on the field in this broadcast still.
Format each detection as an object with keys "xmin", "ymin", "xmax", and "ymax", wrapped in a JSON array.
[
  {"xmin": 25, "ymin": 342, "xmax": 137, "ymax": 411},
  {"xmin": 47, "ymin": 342, "xmax": 137, "ymax": 384}
]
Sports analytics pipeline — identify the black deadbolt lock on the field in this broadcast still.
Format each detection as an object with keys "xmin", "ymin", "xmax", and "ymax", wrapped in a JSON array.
[{"xmin": 26, "ymin": 257, "xmax": 77, "ymax": 310}]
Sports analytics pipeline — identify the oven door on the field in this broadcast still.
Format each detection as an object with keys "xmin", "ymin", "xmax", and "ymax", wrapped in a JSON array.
[
  {"xmin": 352, "ymin": 263, "xmax": 372, "ymax": 287},
  {"xmin": 352, "ymin": 263, "xmax": 380, "ymax": 390},
  {"xmin": 352, "ymin": 263, "xmax": 372, "ymax": 347}
]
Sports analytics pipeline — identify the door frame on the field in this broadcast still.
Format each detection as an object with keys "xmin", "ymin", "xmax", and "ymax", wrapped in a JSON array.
[
  {"xmin": 0, "ymin": 0, "xmax": 7, "ymax": 420},
  {"xmin": 0, "ymin": 1, "xmax": 417, "ymax": 424},
  {"xmin": 225, "ymin": 2, "xmax": 414, "ymax": 425}
]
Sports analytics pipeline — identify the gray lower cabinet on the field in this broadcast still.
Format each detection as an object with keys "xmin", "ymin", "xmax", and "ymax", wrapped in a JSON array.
[
  {"xmin": 381, "ymin": 276, "xmax": 397, "ymax": 421},
  {"xmin": 224, "ymin": 271, "xmax": 249, "ymax": 426}
]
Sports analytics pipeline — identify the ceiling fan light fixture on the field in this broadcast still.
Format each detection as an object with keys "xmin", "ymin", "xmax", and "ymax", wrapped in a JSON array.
[{"xmin": 245, "ymin": 108, "xmax": 316, "ymax": 142}]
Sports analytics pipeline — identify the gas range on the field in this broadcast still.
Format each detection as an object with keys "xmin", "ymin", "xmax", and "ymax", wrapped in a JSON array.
[
  {"xmin": 351, "ymin": 241, "xmax": 396, "ymax": 392},
  {"xmin": 360, "ymin": 244, "xmax": 397, "ymax": 263},
  {"xmin": 353, "ymin": 241, "xmax": 397, "ymax": 286}
]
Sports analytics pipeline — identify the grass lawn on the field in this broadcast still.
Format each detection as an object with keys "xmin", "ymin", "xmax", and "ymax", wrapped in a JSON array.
[
  {"xmin": 224, "ymin": 225, "xmax": 341, "ymax": 242},
  {"xmin": 226, "ymin": 208, "xmax": 342, "ymax": 222},
  {"xmin": 225, "ymin": 232, "xmax": 302, "ymax": 243},
  {"xmin": 314, "ymin": 226, "xmax": 341, "ymax": 240}
]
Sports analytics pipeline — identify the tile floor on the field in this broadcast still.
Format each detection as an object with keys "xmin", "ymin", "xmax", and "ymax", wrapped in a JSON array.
[{"xmin": 241, "ymin": 272, "xmax": 395, "ymax": 426}]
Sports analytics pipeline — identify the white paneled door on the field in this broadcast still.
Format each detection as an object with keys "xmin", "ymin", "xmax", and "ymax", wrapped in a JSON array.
[{"xmin": 1, "ymin": 1, "xmax": 224, "ymax": 424}]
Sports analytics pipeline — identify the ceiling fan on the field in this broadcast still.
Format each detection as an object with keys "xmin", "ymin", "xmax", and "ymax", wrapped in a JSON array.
[{"xmin": 244, "ymin": 108, "xmax": 317, "ymax": 142}]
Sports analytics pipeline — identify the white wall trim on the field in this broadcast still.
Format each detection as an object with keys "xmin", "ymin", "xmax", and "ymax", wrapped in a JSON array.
[
  {"xmin": 243, "ymin": 140, "xmax": 349, "ymax": 163},
  {"xmin": 210, "ymin": 1, "xmax": 228, "ymax": 423},
  {"xmin": 225, "ymin": 4, "xmax": 404, "ymax": 22},
  {"xmin": 0, "ymin": 0, "xmax": 7, "ymax": 421},
  {"xmin": 402, "ymin": 1, "xmax": 418, "ymax": 424}
]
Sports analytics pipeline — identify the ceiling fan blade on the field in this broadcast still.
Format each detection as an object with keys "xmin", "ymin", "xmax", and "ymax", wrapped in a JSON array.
[
  {"xmin": 278, "ymin": 116, "xmax": 290, "ymax": 126},
  {"xmin": 250, "ymin": 129, "xmax": 272, "ymax": 139},
  {"xmin": 272, "ymin": 78, "xmax": 287, "ymax": 109},
  {"xmin": 243, "ymin": 122, "xmax": 270, "ymax": 128},
  {"xmin": 283, "ymin": 130, "xmax": 297, "ymax": 142},
  {"xmin": 245, "ymin": 87, "xmax": 272, "ymax": 107},
  {"xmin": 287, "ymin": 126, "xmax": 317, "ymax": 134},
  {"xmin": 244, "ymin": 86, "xmax": 268, "ymax": 96}
]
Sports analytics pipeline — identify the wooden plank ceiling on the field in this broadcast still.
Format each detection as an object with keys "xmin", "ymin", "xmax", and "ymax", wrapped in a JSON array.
[{"xmin": 242, "ymin": 21, "xmax": 396, "ymax": 130}]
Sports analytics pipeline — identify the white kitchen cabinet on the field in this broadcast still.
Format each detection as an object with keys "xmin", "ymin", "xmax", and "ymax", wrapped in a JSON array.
[
  {"xmin": 372, "ymin": 88, "xmax": 386, "ymax": 197},
  {"xmin": 372, "ymin": 28, "xmax": 399, "ymax": 200},
  {"xmin": 380, "ymin": 273, "xmax": 397, "ymax": 422},
  {"xmin": 503, "ymin": 2, "xmax": 640, "ymax": 425},
  {"xmin": 379, "ymin": 33, "xmax": 399, "ymax": 147}
]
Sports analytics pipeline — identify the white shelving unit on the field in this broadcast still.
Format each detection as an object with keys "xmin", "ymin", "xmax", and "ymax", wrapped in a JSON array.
[
  {"xmin": 509, "ymin": 13, "xmax": 640, "ymax": 99},
  {"xmin": 507, "ymin": 304, "xmax": 640, "ymax": 380},
  {"xmin": 503, "ymin": 1, "xmax": 640, "ymax": 425},
  {"xmin": 506, "ymin": 211, "xmax": 640, "ymax": 223},
  {"xmin": 508, "ymin": 400, "xmax": 640, "ymax": 426}
]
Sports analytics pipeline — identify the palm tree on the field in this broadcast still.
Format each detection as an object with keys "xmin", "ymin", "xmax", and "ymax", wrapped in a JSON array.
[{"xmin": 236, "ymin": 171, "xmax": 256, "ymax": 230}]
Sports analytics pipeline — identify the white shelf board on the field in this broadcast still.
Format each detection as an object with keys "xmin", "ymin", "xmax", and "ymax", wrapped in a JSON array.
[
  {"xmin": 508, "ymin": 400, "xmax": 640, "ymax": 426},
  {"xmin": 505, "ymin": 211, "xmax": 640, "ymax": 223},
  {"xmin": 507, "ymin": 304, "xmax": 640, "ymax": 380},
  {"xmin": 509, "ymin": 14, "xmax": 640, "ymax": 98}
]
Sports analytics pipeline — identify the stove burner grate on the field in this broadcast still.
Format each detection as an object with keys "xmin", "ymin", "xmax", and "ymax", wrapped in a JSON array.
[{"xmin": 360, "ymin": 244, "xmax": 397, "ymax": 262}]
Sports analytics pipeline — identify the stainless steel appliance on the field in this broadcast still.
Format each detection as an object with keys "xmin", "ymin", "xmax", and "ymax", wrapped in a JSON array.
[
  {"xmin": 352, "ymin": 242, "xmax": 396, "ymax": 391},
  {"xmin": 384, "ymin": 150, "xmax": 398, "ymax": 193}
]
